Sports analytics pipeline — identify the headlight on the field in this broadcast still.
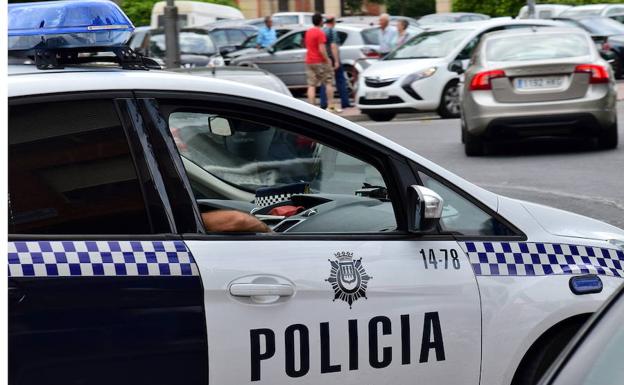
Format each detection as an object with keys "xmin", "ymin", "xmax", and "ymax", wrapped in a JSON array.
[
  {"xmin": 609, "ymin": 239, "xmax": 624, "ymax": 251},
  {"xmin": 402, "ymin": 67, "xmax": 437, "ymax": 85}
]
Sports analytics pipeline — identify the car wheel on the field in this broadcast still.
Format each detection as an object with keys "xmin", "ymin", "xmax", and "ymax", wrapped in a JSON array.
[
  {"xmin": 464, "ymin": 131, "xmax": 485, "ymax": 156},
  {"xmin": 512, "ymin": 322, "xmax": 584, "ymax": 385},
  {"xmin": 461, "ymin": 119, "xmax": 467, "ymax": 144},
  {"xmin": 344, "ymin": 65, "xmax": 358, "ymax": 97},
  {"xmin": 597, "ymin": 121, "xmax": 618, "ymax": 149},
  {"xmin": 366, "ymin": 112, "xmax": 396, "ymax": 122},
  {"xmin": 438, "ymin": 81, "xmax": 461, "ymax": 119}
]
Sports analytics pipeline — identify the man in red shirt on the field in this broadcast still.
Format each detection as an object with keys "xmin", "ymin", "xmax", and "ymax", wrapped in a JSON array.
[{"xmin": 305, "ymin": 13, "xmax": 335, "ymax": 110}]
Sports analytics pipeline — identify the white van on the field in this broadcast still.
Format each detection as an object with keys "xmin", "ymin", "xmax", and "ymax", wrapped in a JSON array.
[
  {"xmin": 150, "ymin": 1, "xmax": 244, "ymax": 28},
  {"xmin": 517, "ymin": 4, "xmax": 571, "ymax": 19}
]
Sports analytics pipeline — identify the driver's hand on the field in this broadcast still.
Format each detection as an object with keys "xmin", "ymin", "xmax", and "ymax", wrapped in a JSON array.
[{"xmin": 202, "ymin": 210, "xmax": 272, "ymax": 233}]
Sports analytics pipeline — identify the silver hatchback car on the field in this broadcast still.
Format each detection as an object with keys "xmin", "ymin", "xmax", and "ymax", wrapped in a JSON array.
[{"xmin": 460, "ymin": 27, "xmax": 618, "ymax": 155}]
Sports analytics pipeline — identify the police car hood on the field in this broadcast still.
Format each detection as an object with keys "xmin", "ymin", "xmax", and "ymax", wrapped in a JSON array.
[
  {"xmin": 519, "ymin": 200, "xmax": 624, "ymax": 241},
  {"xmin": 364, "ymin": 58, "xmax": 445, "ymax": 79}
]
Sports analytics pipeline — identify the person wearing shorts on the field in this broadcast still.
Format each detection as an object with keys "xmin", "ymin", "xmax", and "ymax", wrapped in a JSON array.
[{"xmin": 305, "ymin": 12, "xmax": 335, "ymax": 110}]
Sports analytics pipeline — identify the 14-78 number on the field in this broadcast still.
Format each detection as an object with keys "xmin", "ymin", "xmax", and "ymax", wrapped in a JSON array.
[{"xmin": 420, "ymin": 249, "xmax": 461, "ymax": 270}]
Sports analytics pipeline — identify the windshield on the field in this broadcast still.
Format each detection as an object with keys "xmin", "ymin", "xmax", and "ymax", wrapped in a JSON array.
[
  {"xmin": 150, "ymin": 31, "xmax": 216, "ymax": 56},
  {"xmin": 486, "ymin": 33, "xmax": 590, "ymax": 61},
  {"xmin": 577, "ymin": 17, "xmax": 624, "ymax": 35},
  {"xmin": 386, "ymin": 29, "xmax": 473, "ymax": 60},
  {"xmin": 169, "ymin": 112, "xmax": 387, "ymax": 194},
  {"xmin": 419, "ymin": 15, "xmax": 456, "ymax": 24},
  {"xmin": 562, "ymin": 8, "xmax": 604, "ymax": 17}
]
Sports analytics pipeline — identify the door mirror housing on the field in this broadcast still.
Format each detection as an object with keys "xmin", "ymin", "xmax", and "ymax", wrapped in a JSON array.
[
  {"xmin": 448, "ymin": 60, "xmax": 464, "ymax": 75},
  {"xmin": 267, "ymin": 46, "xmax": 276, "ymax": 54},
  {"xmin": 407, "ymin": 185, "xmax": 444, "ymax": 233}
]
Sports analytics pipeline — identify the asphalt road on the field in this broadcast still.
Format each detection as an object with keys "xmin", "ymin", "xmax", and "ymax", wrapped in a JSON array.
[{"xmin": 361, "ymin": 103, "xmax": 624, "ymax": 229}]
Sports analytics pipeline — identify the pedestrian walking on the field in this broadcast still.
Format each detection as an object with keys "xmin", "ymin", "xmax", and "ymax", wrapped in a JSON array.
[
  {"xmin": 378, "ymin": 13, "xmax": 398, "ymax": 56},
  {"xmin": 396, "ymin": 19, "xmax": 411, "ymax": 47},
  {"xmin": 256, "ymin": 16, "xmax": 277, "ymax": 49},
  {"xmin": 305, "ymin": 12, "xmax": 335, "ymax": 110},
  {"xmin": 320, "ymin": 15, "xmax": 352, "ymax": 112}
]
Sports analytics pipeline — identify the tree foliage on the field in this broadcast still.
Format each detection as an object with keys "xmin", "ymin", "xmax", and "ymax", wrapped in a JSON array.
[
  {"xmin": 120, "ymin": 0, "xmax": 238, "ymax": 27},
  {"xmin": 453, "ymin": 0, "xmax": 624, "ymax": 17},
  {"xmin": 386, "ymin": 0, "xmax": 435, "ymax": 17}
]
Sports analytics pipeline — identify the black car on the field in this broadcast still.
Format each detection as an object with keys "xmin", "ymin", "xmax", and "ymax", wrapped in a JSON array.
[
  {"xmin": 128, "ymin": 25, "xmax": 257, "ymax": 67},
  {"xmin": 555, "ymin": 16, "xmax": 624, "ymax": 78},
  {"xmin": 538, "ymin": 283, "xmax": 624, "ymax": 385}
]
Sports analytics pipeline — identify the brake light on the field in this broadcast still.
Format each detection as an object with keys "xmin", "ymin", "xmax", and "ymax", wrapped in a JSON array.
[
  {"xmin": 469, "ymin": 69, "xmax": 506, "ymax": 91},
  {"xmin": 575, "ymin": 64, "xmax": 609, "ymax": 84},
  {"xmin": 361, "ymin": 47, "xmax": 380, "ymax": 58}
]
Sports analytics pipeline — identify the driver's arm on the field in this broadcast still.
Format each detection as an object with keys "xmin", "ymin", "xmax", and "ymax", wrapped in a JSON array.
[{"xmin": 201, "ymin": 210, "xmax": 272, "ymax": 233}]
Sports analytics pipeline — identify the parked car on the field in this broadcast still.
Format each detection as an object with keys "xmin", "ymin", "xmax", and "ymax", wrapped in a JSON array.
[
  {"xmin": 224, "ymin": 26, "xmax": 297, "ymax": 63},
  {"xmin": 460, "ymin": 27, "xmax": 617, "ymax": 156},
  {"xmin": 128, "ymin": 25, "xmax": 257, "ymax": 67},
  {"xmin": 355, "ymin": 18, "xmax": 562, "ymax": 122},
  {"xmin": 418, "ymin": 12, "xmax": 490, "ymax": 25},
  {"xmin": 554, "ymin": 16, "xmax": 624, "ymax": 78},
  {"xmin": 338, "ymin": 15, "xmax": 420, "ymax": 27},
  {"xmin": 517, "ymin": 4, "xmax": 572, "ymax": 19},
  {"xmin": 150, "ymin": 0, "xmax": 244, "ymax": 28},
  {"xmin": 561, "ymin": 4, "xmax": 624, "ymax": 18},
  {"xmin": 538, "ymin": 282, "xmax": 624, "ymax": 385},
  {"xmin": 272, "ymin": 12, "xmax": 315, "ymax": 25},
  {"xmin": 230, "ymin": 24, "xmax": 386, "ymax": 91},
  {"xmin": 170, "ymin": 65, "xmax": 292, "ymax": 96},
  {"xmin": 608, "ymin": 12, "xmax": 624, "ymax": 24}
]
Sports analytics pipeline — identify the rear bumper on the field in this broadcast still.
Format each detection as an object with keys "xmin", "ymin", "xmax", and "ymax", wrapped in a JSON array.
[
  {"xmin": 463, "ymin": 84, "xmax": 618, "ymax": 137},
  {"xmin": 481, "ymin": 113, "xmax": 606, "ymax": 141}
]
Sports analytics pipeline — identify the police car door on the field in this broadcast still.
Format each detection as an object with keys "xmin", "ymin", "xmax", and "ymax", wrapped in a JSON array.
[{"xmin": 138, "ymin": 94, "xmax": 482, "ymax": 385}]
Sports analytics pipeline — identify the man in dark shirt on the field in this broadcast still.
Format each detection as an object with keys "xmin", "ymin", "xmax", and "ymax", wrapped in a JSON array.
[{"xmin": 320, "ymin": 16, "xmax": 351, "ymax": 112}]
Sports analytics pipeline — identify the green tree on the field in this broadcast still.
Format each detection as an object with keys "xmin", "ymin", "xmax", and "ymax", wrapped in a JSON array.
[
  {"xmin": 120, "ymin": 0, "xmax": 238, "ymax": 27},
  {"xmin": 453, "ymin": 0, "xmax": 624, "ymax": 18},
  {"xmin": 386, "ymin": 0, "xmax": 435, "ymax": 17}
]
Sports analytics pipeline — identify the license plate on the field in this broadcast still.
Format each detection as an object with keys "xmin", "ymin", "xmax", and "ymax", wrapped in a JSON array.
[
  {"xmin": 365, "ymin": 91, "xmax": 388, "ymax": 100},
  {"xmin": 514, "ymin": 76, "xmax": 564, "ymax": 90}
]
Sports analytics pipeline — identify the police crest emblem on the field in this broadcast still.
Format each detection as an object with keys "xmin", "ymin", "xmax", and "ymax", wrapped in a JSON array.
[{"xmin": 326, "ymin": 251, "xmax": 371, "ymax": 308}]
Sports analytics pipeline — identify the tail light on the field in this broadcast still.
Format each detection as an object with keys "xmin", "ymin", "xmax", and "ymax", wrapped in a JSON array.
[
  {"xmin": 469, "ymin": 69, "xmax": 506, "ymax": 91},
  {"xmin": 361, "ymin": 47, "xmax": 380, "ymax": 58},
  {"xmin": 575, "ymin": 64, "xmax": 609, "ymax": 84}
]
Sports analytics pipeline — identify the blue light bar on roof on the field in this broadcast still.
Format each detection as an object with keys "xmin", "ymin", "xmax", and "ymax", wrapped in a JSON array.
[{"xmin": 8, "ymin": 0, "xmax": 135, "ymax": 51}]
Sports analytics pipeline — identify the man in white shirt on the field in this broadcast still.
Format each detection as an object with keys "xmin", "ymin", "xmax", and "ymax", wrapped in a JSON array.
[{"xmin": 378, "ymin": 13, "xmax": 398, "ymax": 56}]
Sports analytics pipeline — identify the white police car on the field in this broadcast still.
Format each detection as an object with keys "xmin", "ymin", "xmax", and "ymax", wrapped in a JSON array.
[{"xmin": 7, "ymin": 2, "xmax": 624, "ymax": 385}]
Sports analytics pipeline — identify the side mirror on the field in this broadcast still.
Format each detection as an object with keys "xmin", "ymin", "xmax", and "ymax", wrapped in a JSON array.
[
  {"xmin": 267, "ymin": 46, "xmax": 276, "ymax": 54},
  {"xmin": 407, "ymin": 185, "xmax": 444, "ymax": 233},
  {"xmin": 208, "ymin": 116, "xmax": 232, "ymax": 136},
  {"xmin": 448, "ymin": 60, "xmax": 464, "ymax": 75}
]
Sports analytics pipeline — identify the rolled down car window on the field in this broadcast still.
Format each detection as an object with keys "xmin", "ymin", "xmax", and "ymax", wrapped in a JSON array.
[{"xmin": 485, "ymin": 33, "xmax": 590, "ymax": 62}]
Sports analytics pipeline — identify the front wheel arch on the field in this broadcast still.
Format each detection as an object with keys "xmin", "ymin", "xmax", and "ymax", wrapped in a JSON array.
[{"xmin": 511, "ymin": 313, "xmax": 591, "ymax": 385}]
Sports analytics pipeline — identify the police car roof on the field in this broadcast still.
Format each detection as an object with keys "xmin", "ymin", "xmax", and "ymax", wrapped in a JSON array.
[{"xmin": 8, "ymin": 64, "xmax": 499, "ymax": 211}]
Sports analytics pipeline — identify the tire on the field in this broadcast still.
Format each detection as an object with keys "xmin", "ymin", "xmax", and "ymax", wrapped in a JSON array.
[
  {"xmin": 512, "ymin": 322, "xmax": 585, "ymax": 385},
  {"xmin": 598, "ymin": 122, "xmax": 618, "ymax": 149},
  {"xmin": 366, "ymin": 112, "xmax": 396, "ymax": 122},
  {"xmin": 343, "ymin": 65, "xmax": 358, "ymax": 97},
  {"xmin": 438, "ymin": 81, "xmax": 461, "ymax": 119},
  {"xmin": 464, "ymin": 131, "xmax": 485, "ymax": 156}
]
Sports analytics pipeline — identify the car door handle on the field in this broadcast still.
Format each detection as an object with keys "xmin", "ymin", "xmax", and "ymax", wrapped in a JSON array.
[{"xmin": 229, "ymin": 283, "xmax": 294, "ymax": 297}]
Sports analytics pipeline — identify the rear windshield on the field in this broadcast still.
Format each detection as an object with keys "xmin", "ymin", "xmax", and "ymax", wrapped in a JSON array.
[
  {"xmin": 151, "ymin": 31, "xmax": 216, "ymax": 56},
  {"xmin": 486, "ymin": 33, "xmax": 590, "ymax": 62}
]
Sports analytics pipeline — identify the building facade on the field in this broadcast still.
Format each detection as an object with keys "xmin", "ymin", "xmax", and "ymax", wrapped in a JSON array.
[{"xmin": 235, "ymin": 0, "xmax": 386, "ymax": 18}]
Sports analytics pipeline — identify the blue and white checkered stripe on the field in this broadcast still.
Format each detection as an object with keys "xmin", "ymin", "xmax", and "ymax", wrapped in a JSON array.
[
  {"xmin": 460, "ymin": 242, "xmax": 624, "ymax": 278},
  {"xmin": 8, "ymin": 241, "xmax": 199, "ymax": 277}
]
